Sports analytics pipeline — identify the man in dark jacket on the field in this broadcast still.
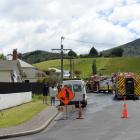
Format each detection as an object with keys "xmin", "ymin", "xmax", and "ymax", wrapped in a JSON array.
[{"xmin": 43, "ymin": 82, "xmax": 49, "ymax": 104}]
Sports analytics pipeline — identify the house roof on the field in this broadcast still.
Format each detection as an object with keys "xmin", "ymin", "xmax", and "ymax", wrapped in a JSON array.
[
  {"xmin": 48, "ymin": 68, "xmax": 61, "ymax": 73},
  {"xmin": 18, "ymin": 59, "xmax": 34, "ymax": 68},
  {"xmin": 0, "ymin": 60, "xmax": 23, "ymax": 76},
  {"xmin": 0, "ymin": 60, "xmax": 20, "ymax": 70}
]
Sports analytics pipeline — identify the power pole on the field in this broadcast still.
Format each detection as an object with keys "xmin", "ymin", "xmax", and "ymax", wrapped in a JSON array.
[
  {"xmin": 60, "ymin": 36, "xmax": 64, "ymax": 83},
  {"xmin": 72, "ymin": 59, "xmax": 74, "ymax": 78},
  {"xmin": 52, "ymin": 36, "xmax": 72, "ymax": 83},
  {"xmin": 69, "ymin": 57, "xmax": 73, "ymax": 79}
]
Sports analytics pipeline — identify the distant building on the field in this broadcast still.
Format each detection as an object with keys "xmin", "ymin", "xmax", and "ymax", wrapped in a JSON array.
[
  {"xmin": 48, "ymin": 68, "xmax": 70, "ymax": 78},
  {"xmin": 63, "ymin": 70, "xmax": 70, "ymax": 78}
]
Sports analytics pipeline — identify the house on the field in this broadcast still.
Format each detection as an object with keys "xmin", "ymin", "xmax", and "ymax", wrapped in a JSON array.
[
  {"xmin": 0, "ymin": 60, "xmax": 23, "ymax": 82},
  {"xmin": 18, "ymin": 59, "xmax": 46, "ymax": 82},
  {"xmin": 63, "ymin": 70, "xmax": 70, "ymax": 78},
  {"xmin": 48, "ymin": 68, "xmax": 70, "ymax": 78},
  {"xmin": 0, "ymin": 49, "xmax": 46, "ymax": 83}
]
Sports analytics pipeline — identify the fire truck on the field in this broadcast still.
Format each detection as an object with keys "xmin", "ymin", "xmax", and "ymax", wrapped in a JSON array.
[
  {"xmin": 86, "ymin": 75, "xmax": 113, "ymax": 93},
  {"xmin": 114, "ymin": 72, "xmax": 140, "ymax": 99}
]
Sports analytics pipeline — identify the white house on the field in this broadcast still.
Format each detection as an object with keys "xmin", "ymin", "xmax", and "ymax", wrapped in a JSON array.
[
  {"xmin": 0, "ymin": 59, "xmax": 46, "ymax": 83},
  {"xmin": 0, "ymin": 60, "xmax": 23, "ymax": 82}
]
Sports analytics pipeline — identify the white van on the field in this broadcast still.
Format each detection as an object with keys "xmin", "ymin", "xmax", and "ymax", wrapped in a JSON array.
[{"xmin": 62, "ymin": 80, "xmax": 87, "ymax": 107}]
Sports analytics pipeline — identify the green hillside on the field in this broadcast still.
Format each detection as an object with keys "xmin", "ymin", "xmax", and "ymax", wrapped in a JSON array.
[
  {"xmin": 34, "ymin": 57, "xmax": 140, "ymax": 78},
  {"xmin": 22, "ymin": 50, "xmax": 68, "ymax": 64},
  {"xmin": 102, "ymin": 38, "xmax": 140, "ymax": 56}
]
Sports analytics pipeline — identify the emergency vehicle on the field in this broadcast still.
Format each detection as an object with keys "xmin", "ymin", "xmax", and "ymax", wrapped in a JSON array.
[
  {"xmin": 86, "ymin": 75, "xmax": 113, "ymax": 93},
  {"xmin": 114, "ymin": 72, "xmax": 140, "ymax": 99},
  {"xmin": 62, "ymin": 80, "xmax": 87, "ymax": 107}
]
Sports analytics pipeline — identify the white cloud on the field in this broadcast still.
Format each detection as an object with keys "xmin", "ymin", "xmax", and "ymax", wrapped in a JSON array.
[
  {"xmin": 2, "ymin": 39, "xmax": 26, "ymax": 54},
  {"xmin": 0, "ymin": 0, "xmax": 139, "ymax": 55},
  {"xmin": 109, "ymin": 3, "xmax": 140, "ymax": 24},
  {"xmin": 127, "ymin": 20, "xmax": 140, "ymax": 34},
  {"xmin": 47, "ymin": 1, "xmax": 61, "ymax": 15}
]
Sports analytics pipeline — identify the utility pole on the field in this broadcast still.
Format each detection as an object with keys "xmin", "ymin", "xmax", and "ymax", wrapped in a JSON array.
[
  {"xmin": 72, "ymin": 59, "xmax": 74, "ymax": 78},
  {"xmin": 69, "ymin": 57, "xmax": 73, "ymax": 79},
  {"xmin": 61, "ymin": 36, "xmax": 64, "ymax": 83},
  {"xmin": 52, "ymin": 36, "xmax": 72, "ymax": 83}
]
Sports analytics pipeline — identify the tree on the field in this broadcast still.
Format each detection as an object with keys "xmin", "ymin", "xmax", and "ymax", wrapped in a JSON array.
[
  {"xmin": 110, "ymin": 48, "xmax": 124, "ymax": 57},
  {"xmin": 92, "ymin": 60, "xmax": 97, "ymax": 75},
  {"xmin": 98, "ymin": 52, "xmax": 103, "ymax": 57},
  {"xmin": 68, "ymin": 50, "xmax": 77, "ymax": 57},
  {"xmin": 89, "ymin": 47, "xmax": 98, "ymax": 56},
  {"xmin": 74, "ymin": 70, "xmax": 82, "ymax": 79},
  {"xmin": 0, "ymin": 54, "xmax": 6, "ymax": 60}
]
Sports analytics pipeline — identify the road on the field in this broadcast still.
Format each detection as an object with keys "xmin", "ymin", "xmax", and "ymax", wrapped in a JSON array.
[{"xmin": 8, "ymin": 93, "xmax": 140, "ymax": 140}]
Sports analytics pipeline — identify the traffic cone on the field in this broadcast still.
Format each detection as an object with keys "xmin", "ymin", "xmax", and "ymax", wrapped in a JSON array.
[
  {"xmin": 57, "ymin": 106, "xmax": 64, "ymax": 112},
  {"xmin": 77, "ymin": 105, "xmax": 84, "ymax": 119},
  {"xmin": 58, "ymin": 106, "xmax": 61, "ymax": 111},
  {"xmin": 122, "ymin": 97, "xmax": 128, "ymax": 118}
]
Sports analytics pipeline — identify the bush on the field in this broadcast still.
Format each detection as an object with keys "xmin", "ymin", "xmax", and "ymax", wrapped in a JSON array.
[{"xmin": 110, "ymin": 48, "xmax": 124, "ymax": 57}]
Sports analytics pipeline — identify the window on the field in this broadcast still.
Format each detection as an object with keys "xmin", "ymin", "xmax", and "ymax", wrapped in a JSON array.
[
  {"xmin": 73, "ymin": 84, "xmax": 82, "ymax": 92},
  {"xmin": 64, "ymin": 84, "xmax": 72, "ymax": 91}
]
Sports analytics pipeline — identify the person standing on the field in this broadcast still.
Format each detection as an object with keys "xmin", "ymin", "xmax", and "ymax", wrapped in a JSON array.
[
  {"xmin": 49, "ymin": 85, "xmax": 57, "ymax": 105},
  {"xmin": 57, "ymin": 84, "xmax": 63, "ymax": 106},
  {"xmin": 57, "ymin": 84, "xmax": 62, "ymax": 93},
  {"xmin": 43, "ymin": 82, "xmax": 49, "ymax": 104}
]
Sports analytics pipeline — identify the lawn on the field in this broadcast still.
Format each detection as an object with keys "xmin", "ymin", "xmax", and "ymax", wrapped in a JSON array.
[
  {"xmin": 34, "ymin": 57, "xmax": 140, "ymax": 78},
  {"xmin": 34, "ymin": 58, "xmax": 110, "ymax": 78},
  {"xmin": 100, "ymin": 57, "xmax": 140, "ymax": 75},
  {"xmin": 0, "ymin": 95, "xmax": 47, "ymax": 128}
]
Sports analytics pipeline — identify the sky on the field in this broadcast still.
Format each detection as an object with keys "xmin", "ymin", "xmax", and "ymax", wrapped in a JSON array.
[{"xmin": 0, "ymin": 0, "xmax": 140, "ymax": 55}]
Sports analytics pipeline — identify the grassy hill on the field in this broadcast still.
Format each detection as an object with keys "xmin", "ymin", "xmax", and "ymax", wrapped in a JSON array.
[
  {"xmin": 34, "ymin": 57, "xmax": 140, "ymax": 78},
  {"xmin": 22, "ymin": 38, "xmax": 140, "ymax": 64},
  {"xmin": 22, "ymin": 50, "xmax": 68, "ymax": 64},
  {"xmin": 102, "ymin": 38, "xmax": 140, "ymax": 56}
]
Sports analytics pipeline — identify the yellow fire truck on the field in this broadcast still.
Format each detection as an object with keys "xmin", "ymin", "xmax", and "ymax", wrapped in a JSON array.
[{"xmin": 114, "ymin": 72, "xmax": 140, "ymax": 99}]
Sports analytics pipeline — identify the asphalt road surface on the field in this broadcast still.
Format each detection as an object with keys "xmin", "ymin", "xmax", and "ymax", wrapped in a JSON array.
[{"xmin": 8, "ymin": 93, "xmax": 140, "ymax": 140}]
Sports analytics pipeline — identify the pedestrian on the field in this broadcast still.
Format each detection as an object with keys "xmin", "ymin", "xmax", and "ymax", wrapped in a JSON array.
[
  {"xmin": 43, "ymin": 82, "xmax": 49, "ymax": 104},
  {"xmin": 57, "ymin": 84, "xmax": 62, "ymax": 93},
  {"xmin": 49, "ymin": 85, "xmax": 57, "ymax": 105},
  {"xmin": 57, "ymin": 84, "xmax": 63, "ymax": 106}
]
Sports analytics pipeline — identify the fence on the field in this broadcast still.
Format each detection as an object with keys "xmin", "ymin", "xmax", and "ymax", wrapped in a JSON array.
[{"xmin": 0, "ymin": 82, "xmax": 44, "ymax": 94}]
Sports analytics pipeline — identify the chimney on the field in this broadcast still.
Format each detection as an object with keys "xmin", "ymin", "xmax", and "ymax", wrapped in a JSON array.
[{"xmin": 13, "ymin": 49, "xmax": 18, "ymax": 60}]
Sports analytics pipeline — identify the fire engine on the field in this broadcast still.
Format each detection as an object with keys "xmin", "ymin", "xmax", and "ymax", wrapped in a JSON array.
[
  {"xmin": 86, "ymin": 75, "xmax": 113, "ymax": 93},
  {"xmin": 114, "ymin": 72, "xmax": 140, "ymax": 99}
]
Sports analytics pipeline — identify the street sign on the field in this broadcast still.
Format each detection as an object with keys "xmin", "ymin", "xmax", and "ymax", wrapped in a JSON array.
[{"xmin": 57, "ymin": 86, "xmax": 75, "ymax": 105}]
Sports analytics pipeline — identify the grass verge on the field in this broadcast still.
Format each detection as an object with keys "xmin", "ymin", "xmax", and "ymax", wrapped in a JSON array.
[{"xmin": 0, "ymin": 95, "xmax": 47, "ymax": 128}]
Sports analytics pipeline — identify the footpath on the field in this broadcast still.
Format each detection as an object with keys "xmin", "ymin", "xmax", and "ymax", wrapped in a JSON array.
[{"xmin": 0, "ymin": 106, "xmax": 59, "ymax": 139}]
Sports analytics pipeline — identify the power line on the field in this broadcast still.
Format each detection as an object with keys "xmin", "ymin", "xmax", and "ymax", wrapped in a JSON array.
[{"xmin": 63, "ymin": 37, "xmax": 116, "ymax": 46}]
